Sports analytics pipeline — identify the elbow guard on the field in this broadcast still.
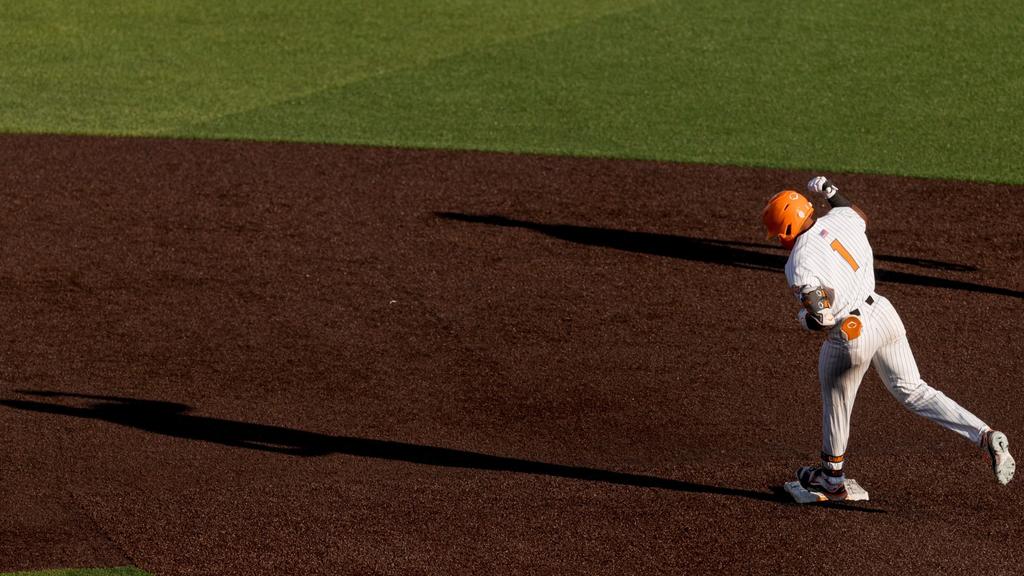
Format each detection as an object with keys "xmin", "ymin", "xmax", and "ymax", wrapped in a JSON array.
[{"xmin": 798, "ymin": 287, "xmax": 837, "ymax": 331}]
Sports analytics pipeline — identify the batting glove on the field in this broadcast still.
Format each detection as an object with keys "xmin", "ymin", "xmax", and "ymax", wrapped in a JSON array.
[
  {"xmin": 797, "ymin": 307, "xmax": 836, "ymax": 332},
  {"xmin": 807, "ymin": 176, "xmax": 839, "ymax": 199}
]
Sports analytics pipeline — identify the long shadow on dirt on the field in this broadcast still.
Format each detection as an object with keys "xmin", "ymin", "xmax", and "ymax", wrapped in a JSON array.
[
  {"xmin": 2, "ymin": 390, "xmax": 881, "ymax": 513},
  {"xmin": 436, "ymin": 212, "xmax": 1021, "ymax": 299}
]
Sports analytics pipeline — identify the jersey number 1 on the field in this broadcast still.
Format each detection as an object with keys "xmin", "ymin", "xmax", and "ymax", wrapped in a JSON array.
[{"xmin": 831, "ymin": 239, "xmax": 860, "ymax": 271}]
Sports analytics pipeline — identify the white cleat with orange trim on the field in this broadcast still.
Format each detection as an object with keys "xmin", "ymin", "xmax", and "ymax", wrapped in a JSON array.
[
  {"xmin": 784, "ymin": 479, "xmax": 869, "ymax": 504},
  {"xmin": 784, "ymin": 464, "xmax": 869, "ymax": 504},
  {"xmin": 985, "ymin": 430, "xmax": 1015, "ymax": 485}
]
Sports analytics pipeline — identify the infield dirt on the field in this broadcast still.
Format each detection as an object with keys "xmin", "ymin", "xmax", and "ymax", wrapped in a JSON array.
[{"xmin": 0, "ymin": 134, "xmax": 1021, "ymax": 575}]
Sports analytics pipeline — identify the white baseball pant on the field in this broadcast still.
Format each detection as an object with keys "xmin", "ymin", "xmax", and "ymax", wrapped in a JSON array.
[{"xmin": 818, "ymin": 294, "xmax": 989, "ymax": 470}]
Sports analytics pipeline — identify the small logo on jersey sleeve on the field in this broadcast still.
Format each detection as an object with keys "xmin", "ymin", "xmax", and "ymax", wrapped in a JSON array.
[{"xmin": 819, "ymin": 228, "xmax": 829, "ymax": 238}]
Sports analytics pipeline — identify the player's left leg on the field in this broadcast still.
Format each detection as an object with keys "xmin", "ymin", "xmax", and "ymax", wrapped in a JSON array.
[
  {"xmin": 818, "ymin": 339, "xmax": 873, "ymax": 465},
  {"xmin": 803, "ymin": 336, "xmax": 873, "ymax": 497}
]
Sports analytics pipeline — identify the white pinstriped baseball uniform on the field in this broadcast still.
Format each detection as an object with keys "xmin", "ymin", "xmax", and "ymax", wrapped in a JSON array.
[{"xmin": 785, "ymin": 207, "xmax": 989, "ymax": 472}]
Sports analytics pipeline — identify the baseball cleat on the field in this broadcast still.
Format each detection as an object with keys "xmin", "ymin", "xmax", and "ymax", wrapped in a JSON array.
[
  {"xmin": 985, "ymin": 430, "xmax": 1015, "ymax": 485},
  {"xmin": 784, "ymin": 479, "xmax": 869, "ymax": 504},
  {"xmin": 796, "ymin": 464, "xmax": 848, "ymax": 500}
]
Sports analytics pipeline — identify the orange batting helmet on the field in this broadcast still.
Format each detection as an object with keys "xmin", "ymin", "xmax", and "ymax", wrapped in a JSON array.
[{"xmin": 762, "ymin": 190, "xmax": 814, "ymax": 249}]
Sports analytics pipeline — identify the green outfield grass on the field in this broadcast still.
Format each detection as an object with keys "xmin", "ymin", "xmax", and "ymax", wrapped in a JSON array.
[
  {"xmin": 0, "ymin": 568, "xmax": 151, "ymax": 576},
  {"xmin": 1, "ymin": 0, "xmax": 1022, "ymax": 183}
]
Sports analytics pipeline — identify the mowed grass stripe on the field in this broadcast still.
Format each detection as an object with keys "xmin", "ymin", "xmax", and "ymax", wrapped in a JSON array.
[
  {"xmin": 0, "ymin": 0, "xmax": 649, "ymax": 135},
  {"xmin": 1, "ymin": 1, "xmax": 1022, "ymax": 183}
]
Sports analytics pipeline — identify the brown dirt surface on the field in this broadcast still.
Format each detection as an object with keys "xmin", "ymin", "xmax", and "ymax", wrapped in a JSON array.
[{"xmin": 0, "ymin": 134, "xmax": 1021, "ymax": 575}]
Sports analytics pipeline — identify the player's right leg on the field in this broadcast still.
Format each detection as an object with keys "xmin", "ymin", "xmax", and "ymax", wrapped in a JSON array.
[
  {"xmin": 872, "ymin": 334, "xmax": 991, "ymax": 443},
  {"xmin": 869, "ymin": 305, "xmax": 990, "ymax": 446},
  {"xmin": 982, "ymin": 430, "xmax": 1016, "ymax": 485},
  {"xmin": 870, "ymin": 299, "xmax": 1014, "ymax": 484}
]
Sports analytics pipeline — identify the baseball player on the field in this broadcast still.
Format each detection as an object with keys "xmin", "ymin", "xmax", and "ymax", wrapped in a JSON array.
[{"xmin": 762, "ymin": 176, "xmax": 1015, "ymax": 499}]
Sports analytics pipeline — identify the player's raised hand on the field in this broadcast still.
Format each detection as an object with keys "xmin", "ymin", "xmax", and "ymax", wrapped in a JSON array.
[{"xmin": 807, "ymin": 176, "xmax": 839, "ymax": 199}]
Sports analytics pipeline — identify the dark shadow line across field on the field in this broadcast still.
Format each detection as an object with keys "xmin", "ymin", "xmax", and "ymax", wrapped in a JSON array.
[
  {"xmin": 1, "ymin": 391, "xmax": 880, "ymax": 513},
  {"xmin": 436, "ymin": 212, "xmax": 1021, "ymax": 299}
]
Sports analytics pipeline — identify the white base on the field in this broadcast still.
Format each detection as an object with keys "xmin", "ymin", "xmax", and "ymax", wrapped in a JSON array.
[{"xmin": 784, "ymin": 479, "xmax": 869, "ymax": 504}]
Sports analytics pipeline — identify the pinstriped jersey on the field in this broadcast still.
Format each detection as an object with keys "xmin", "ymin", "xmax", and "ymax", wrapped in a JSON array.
[{"xmin": 784, "ymin": 207, "xmax": 874, "ymax": 318}]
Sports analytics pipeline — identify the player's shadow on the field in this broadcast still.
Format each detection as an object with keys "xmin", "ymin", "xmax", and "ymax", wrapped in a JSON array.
[
  {"xmin": 1, "ymin": 390, "xmax": 880, "ymax": 513},
  {"xmin": 436, "ymin": 212, "xmax": 1023, "ymax": 299}
]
